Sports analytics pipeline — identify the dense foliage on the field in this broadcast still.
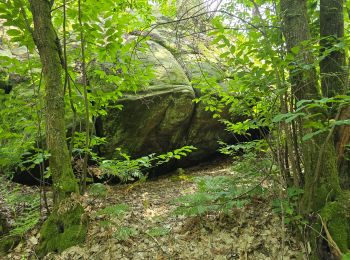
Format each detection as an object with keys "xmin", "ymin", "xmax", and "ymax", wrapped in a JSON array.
[{"xmin": 1, "ymin": 0, "xmax": 350, "ymax": 258}]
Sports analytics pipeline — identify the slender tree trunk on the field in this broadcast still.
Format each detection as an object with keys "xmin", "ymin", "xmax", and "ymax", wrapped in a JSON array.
[
  {"xmin": 29, "ymin": 0, "xmax": 78, "ymax": 203},
  {"xmin": 78, "ymin": 0, "xmax": 90, "ymax": 193},
  {"xmin": 28, "ymin": 0, "xmax": 86, "ymax": 256}
]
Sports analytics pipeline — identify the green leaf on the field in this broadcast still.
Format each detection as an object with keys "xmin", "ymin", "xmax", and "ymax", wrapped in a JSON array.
[
  {"xmin": 302, "ymin": 129, "xmax": 327, "ymax": 141},
  {"xmin": 285, "ymin": 113, "xmax": 305, "ymax": 123},
  {"xmin": 219, "ymin": 51, "xmax": 231, "ymax": 58},
  {"xmin": 146, "ymin": 227, "xmax": 169, "ymax": 237},
  {"xmin": 272, "ymin": 113, "xmax": 292, "ymax": 123},
  {"xmin": 114, "ymin": 226, "xmax": 138, "ymax": 241},
  {"xmin": 332, "ymin": 119, "xmax": 350, "ymax": 126},
  {"xmin": 6, "ymin": 29, "xmax": 21, "ymax": 37},
  {"xmin": 291, "ymin": 46, "xmax": 300, "ymax": 54},
  {"xmin": 296, "ymin": 99, "xmax": 312, "ymax": 108}
]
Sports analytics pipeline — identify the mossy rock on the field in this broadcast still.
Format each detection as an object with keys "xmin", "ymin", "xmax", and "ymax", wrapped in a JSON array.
[
  {"xmin": 98, "ymin": 40, "xmax": 234, "ymax": 165},
  {"xmin": 101, "ymin": 84, "xmax": 196, "ymax": 159},
  {"xmin": 36, "ymin": 200, "xmax": 87, "ymax": 258},
  {"xmin": 138, "ymin": 40, "xmax": 190, "ymax": 86}
]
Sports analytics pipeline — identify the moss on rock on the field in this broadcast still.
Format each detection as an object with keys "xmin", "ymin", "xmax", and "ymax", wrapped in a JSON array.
[{"xmin": 36, "ymin": 199, "xmax": 87, "ymax": 258}]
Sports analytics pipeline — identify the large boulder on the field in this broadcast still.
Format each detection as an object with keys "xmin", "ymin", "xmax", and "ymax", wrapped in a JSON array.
[
  {"xmin": 98, "ymin": 40, "xmax": 233, "ymax": 165},
  {"xmin": 100, "ymin": 85, "xmax": 195, "ymax": 158}
]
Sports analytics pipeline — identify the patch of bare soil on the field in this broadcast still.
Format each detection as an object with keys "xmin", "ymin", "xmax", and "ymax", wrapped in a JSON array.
[{"xmin": 4, "ymin": 158, "xmax": 306, "ymax": 260}]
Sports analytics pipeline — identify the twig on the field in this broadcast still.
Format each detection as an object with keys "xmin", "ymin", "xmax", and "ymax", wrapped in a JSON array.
[
  {"xmin": 19, "ymin": 0, "xmax": 34, "ymax": 37},
  {"xmin": 142, "ymin": 231, "xmax": 169, "ymax": 256},
  {"xmin": 318, "ymin": 214, "xmax": 342, "ymax": 257},
  {"xmin": 280, "ymin": 197, "xmax": 285, "ymax": 259},
  {"xmin": 78, "ymin": 0, "xmax": 90, "ymax": 193}
]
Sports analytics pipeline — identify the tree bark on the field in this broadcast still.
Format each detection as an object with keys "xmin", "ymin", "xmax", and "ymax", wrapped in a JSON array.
[
  {"xmin": 319, "ymin": 0, "xmax": 350, "ymax": 189},
  {"xmin": 28, "ymin": 0, "xmax": 86, "ymax": 256},
  {"xmin": 280, "ymin": 0, "xmax": 349, "ymax": 257},
  {"xmin": 28, "ymin": 0, "xmax": 78, "ymax": 204},
  {"xmin": 280, "ymin": 0, "xmax": 319, "ymax": 101},
  {"xmin": 320, "ymin": 0, "xmax": 345, "ymax": 97}
]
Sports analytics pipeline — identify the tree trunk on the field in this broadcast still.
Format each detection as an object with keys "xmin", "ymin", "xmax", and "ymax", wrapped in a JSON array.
[
  {"xmin": 280, "ymin": 0, "xmax": 319, "ymax": 101},
  {"xmin": 280, "ymin": 0, "xmax": 350, "ymax": 257},
  {"xmin": 336, "ymin": 106, "xmax": 350, "ymax": 189},
  {"xmin": 28, "ymin": 0, "xmax": 86, "ymax": 256},
  {"xmin": 319, "ymin": 3, "xmax": 350, "ymax": 255},
  {"xmin": 320, "ymin": 0, "xmax": 350, "ymax": 190},
  {"xmin": 320, "ymin": 0, "xmax": 345, "ymax": 97},
  {"xmin": 29, "ymin": 0, "xmax": 77, "ymax": 204}
]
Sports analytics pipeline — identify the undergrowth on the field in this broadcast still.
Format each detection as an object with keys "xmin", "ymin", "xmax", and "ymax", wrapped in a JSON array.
[
  {"xmin": 172, "ymin": 143, "xmax": 274, "ymax": 218},
  {"xmin": 0, "ymin": 176, "xmax": 40, "ymax": 252}
]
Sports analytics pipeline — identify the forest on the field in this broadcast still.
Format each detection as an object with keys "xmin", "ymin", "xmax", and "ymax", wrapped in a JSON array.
[{"xmin": 0, "ymin": 0, "xmax": 350, "ymax": 259}]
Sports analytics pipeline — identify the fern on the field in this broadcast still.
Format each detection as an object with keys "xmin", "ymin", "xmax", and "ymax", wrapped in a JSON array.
[
  {"xmin": 0, "ymin": 178, "xmax": 40, "ymax": 238},
  {"xmin": 114, "ymin": 226, "xmax": 138, "ymax": 241},
  {"xmin": 146, "ymin": 227, "xmax": 169, "ymax": 237},
  {"xmin": 96, "ymin": 204, "xmax": 130, "ymax": 217},
  {"xmin": 172, "ymin": 176, "xmax": 253, "ymax": 217},
  {"xmin": 9, "ymin": 211, "xmax": 39, "ymax": 237}
]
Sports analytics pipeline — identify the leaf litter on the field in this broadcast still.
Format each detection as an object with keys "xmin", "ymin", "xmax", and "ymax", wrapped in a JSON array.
[{"xmin": 3, "ymin": 158, "xmax": 306, "ymax": 259}]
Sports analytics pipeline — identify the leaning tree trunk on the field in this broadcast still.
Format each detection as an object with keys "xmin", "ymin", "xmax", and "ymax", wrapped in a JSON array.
[
  {"xmin": 280, "ymin": 0, "xmax": 350, "ymax": 258},
  {"xmin": 28, "ymin": 0, "xmax": 87, "ymax": 257}
]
